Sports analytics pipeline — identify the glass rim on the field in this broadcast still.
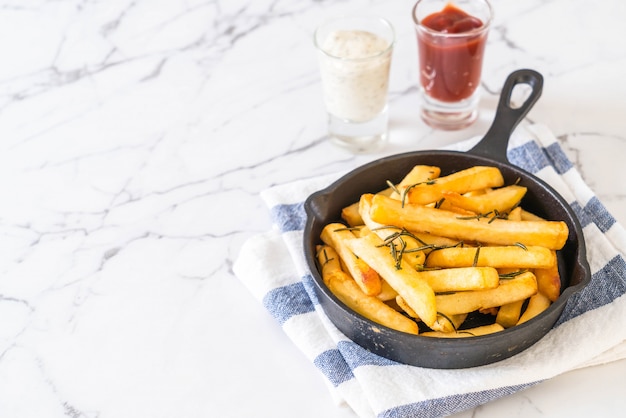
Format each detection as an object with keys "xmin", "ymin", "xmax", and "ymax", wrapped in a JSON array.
[
  {"xmin": 313, "ymin": 16, "xmax": 396, "ymax": 62},
  {"xmin": 412, "ymin": 0, "xmax": 493, "ymax": 38}
]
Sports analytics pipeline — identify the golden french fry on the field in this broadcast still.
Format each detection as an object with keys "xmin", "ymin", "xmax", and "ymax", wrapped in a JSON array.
[
  {"xmin": 521, "ymin": 209, "xmax": 546, "ymax": 221},
  {"xmin": 321, "ymin": 223, "xmax": 382, "ymax": 296},
  {"xmin": 421, "ymin": 323, "xmax": 505, "ymax": 338},
  {"xmin": 496, "ymin": 299, "xmax": 525, "ymax": 328},
  {"xmin": 316, "ymin": 245, "xmax": 419, "ymax": 335},
  {"xmin": 389, "ymin": 165, "xmax": 442, "ymax": 199},
  {"xmin": 369, "ymin": 194, "xmax": 569, "ymax": 250},
  {"xmin": 399, "ymin": 165, "xmax": 442, "ymax": 187},
  {"xmin": 395, "ymin": 295, "xmax": 418, "ymax": 318},
  {"xmin": 517, "ymin": 292, "xmax": 552, "ymax": 325},
  {"xmin": 418, "ymin": 266, "xmax": 500, "ymax": 292},
  {"xmin": 425, "ymin": 245, "xmax": 556, "ymax": 269},
  {"xmin": 435, "ymin": 271, "xmax": 538, "ymax": 316},
  {"xmin": 341, "ymin": 202, "xmax": 363, "ymax": 227},
  {"xmin": 508, "ymin": 206, "xmax": 523, "ymax": 221},
  {"xmin": 441, "ymin": 185, "xmax": 527, "ymax": 215},
  {"xmin": 534, "ymin": 254, "xmax": 561, "ymax": 302},
  {"xmin": 428, "ymin": 199, "xmax": 477, "ymax": 215},
  {"xmin": 406, "ymin": 166, "xmax": 505, "ymax": 205},
  {"xmin": 346, "ymin": 233, "xmax": 437, "ymax": 327},
  {"xmin": 377, "ymin": 279, "xmax": 399, "ymax": 302}
]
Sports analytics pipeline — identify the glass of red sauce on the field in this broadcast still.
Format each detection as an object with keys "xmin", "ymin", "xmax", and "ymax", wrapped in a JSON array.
[{"xmin": 412, "ymin": 0, "xmax": 492, "ymax": 130}]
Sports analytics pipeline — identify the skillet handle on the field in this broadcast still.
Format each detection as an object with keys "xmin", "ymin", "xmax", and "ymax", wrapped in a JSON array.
[{"xmin": 469, "ymin": 69, "xmax": 543, "ymax": 162}]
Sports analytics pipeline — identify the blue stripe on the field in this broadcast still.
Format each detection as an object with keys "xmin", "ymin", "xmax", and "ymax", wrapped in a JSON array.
[
  {"xmin": 301, "ymin": 273, "xmax": 321, "ymax": 306},
  {"xmin": 270, "ymin": 202, "xmax": 306, "ymax": 232},
  {"xmin": 556, "ymin": 255, "xmax": 626, "ymax": 326},
  {"xmin": 584, "ymin": 196, "xmax": 616, "ymax": 233},
  {"xmin": 262, "ymin": 282, "xmax": 315, "ymax": 325},
  {"xmin": 571, "ymin": 198, "xmax": 616, "ymax": 232},
  {"xmin": 313, "ymin": 341, "xmax": 398, "ymax": 388},
  {"xmin": 314, "ymin": 348, "xmax": 355, "ymax": 386},
  {"xmin": 338, "ymin": 340, "xmax": 399, "ymax": 368},
  {"xmin": 544, "ymin": 142, "xmax": 574, "ymax": 174},
  {"xmin": 508, "ymin": 140, "xmax": 572, "ymax": 175},
  {"xmin": 378, "ymin": 382, "xmax": 538, "ymax": 418},
  {"xmin": 571, "ymin": 201, "xmax": 593, "ymax": 229},
  {"xmin": 508, "ymin": 141, "xmax": 551, "ymax": 174}
]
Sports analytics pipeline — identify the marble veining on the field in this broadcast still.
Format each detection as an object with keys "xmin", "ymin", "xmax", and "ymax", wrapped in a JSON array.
[{"xmin": 0, "ymin": 0, "xmax": 624, "ymax": 417}]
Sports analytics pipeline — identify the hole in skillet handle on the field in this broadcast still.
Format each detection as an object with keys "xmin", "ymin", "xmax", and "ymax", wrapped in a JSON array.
[{"xmin": 468, "ymin": 69, "xmax": 544, "ymax": 163}]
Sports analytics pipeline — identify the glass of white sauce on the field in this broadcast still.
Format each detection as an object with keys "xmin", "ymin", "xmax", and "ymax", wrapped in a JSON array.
[{"xmin": 314, "ymin": 16, "xmax": 395, "ymax": 153}]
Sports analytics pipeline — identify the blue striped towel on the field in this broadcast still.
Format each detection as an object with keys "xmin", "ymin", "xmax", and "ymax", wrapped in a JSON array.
[{"xmin": 233, "ymin": 123, "xmax": 626, "ymax": 418}]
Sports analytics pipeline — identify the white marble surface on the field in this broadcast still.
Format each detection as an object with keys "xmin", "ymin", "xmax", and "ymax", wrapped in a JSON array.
[{"xmin": 1, "ymin": 0, "xmax": 625, "ymax": 417}]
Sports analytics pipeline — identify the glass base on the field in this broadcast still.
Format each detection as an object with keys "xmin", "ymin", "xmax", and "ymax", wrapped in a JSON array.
[
  {"xmin": 420, "ymin": 92, "xmax": 479, "ymax": 130},
  {"xmin": 328, "ymin": 107, "xmax": 388, "ymax": 153}
]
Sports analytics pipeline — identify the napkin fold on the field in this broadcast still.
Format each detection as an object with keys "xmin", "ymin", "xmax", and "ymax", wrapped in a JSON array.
[{"xmin": 233, "ymin": 123, "xmax": 626, "ymax": 418}]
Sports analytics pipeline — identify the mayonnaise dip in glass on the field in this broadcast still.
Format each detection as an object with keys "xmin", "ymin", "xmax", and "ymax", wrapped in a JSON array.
[
  {"xmin": 318, "ymin": 29, "xmax": 393, "ymax": 122},
  {"xmin": 314, "ymin": 17, "xmax": 395, "ymax": 152}
]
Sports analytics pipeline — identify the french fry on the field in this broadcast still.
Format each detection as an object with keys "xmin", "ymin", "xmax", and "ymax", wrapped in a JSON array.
[
  {"xmin": 435, "ymin": 271, "xmax": 538, "ymax": 316},
  {"xmin": 316, "ymin": 245, "xmax": 419, "ymax": 335},
  {"xmin": 377, "ymin": 279, "xmax": 399, "ymax": 302},
  {"xmin": 521, "ymin": 209, "xmax": 546, "ymax": 221},
  {"xmin": 508, "ymin": 206, "xmax": 523, "ymax": 221},
  {"xmin": 418, "ymin": 266, "xmax": 500, "ymax": 292},
  {"xmin": 421, "ymin": 323, "xmax": 505, "ymax": 338},
  {"xmin": 321, "ymin": 223, "xmax": 382, "ymax": 296},
  {"xmin": 405, "ymin": 166, "xmax": 505, "ymax": 205},
  {"xmin": 395, "ymin": 295, "xmax": 418, "ymax": 318},
  {"xmin": 534, "ymin": 253, "xmax": 561, "ymax": 302},
  {"xmin": 496, "ymin": 299, "xmax": 525, "ymax": 328},
  {"xmin": 441, "ymin": 185, "xmax": 527, "ymax": 215},
  {"xmin": 425, "ymin": 245, "xmax": 556, "ymax": 269},
  {"xmin": 346, "ymin": 233, "xmax": 438, "ymax": 327},
  {"xmin": 369, "ymin": 194, "xmax": 569, "ymax": 250},
  {"xmin": 428, "ymin": 199, "xmax": 477, "ymax": 215},
  {"xmin": 517, "ymin": 292, "xmax": 551, "ymax": 325},
  {"xmin": 389, "ymin": 165, "xmax": 442, "ymax": 199},
  {"xmin": 341, "ymin": 202, "xmax": 363, "ymax": 227}
]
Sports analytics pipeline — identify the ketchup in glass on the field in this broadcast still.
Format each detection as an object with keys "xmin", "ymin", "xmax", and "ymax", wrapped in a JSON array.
[{"xmin": 416, "ymin": 2, "xmax": 489, "ymax": 102}]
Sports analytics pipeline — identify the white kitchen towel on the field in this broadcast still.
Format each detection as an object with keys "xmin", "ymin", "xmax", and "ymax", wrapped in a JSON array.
[{"xmin": 233, "ymin": 123, "xmax": 626, "ymax": 418}]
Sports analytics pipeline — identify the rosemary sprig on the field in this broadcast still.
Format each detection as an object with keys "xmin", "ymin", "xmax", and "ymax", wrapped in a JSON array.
[
  {"xmin": 332, "ymin": 226, "xmax": 362, "ymax": 233},
  {"xmin": 386, "ymin": 180, "xmax": 401, "ymax": 195},
  {"xmin": 473, "ymin": 246, "xmax": 481, "ymax": 267},
  {"xmin": 375, "ymin": 227, "xmax": 464, "ymax": 270},
  {"xmin": 456, "ymin": 209, "xmax": 513, "ymax": 223},
  {"xmin": 499, "ymin": 269, "xmax": 528, "ymax": 280},
  {"xmin": 320, "ymin": 248, "xmax": 333, "ymax": 265}
]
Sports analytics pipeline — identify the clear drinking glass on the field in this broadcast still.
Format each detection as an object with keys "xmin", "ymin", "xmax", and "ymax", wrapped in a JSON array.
[
  {"xmin": 412, "ymin": 0, "xmax": 492, "ymax": 130},
  {"xmin": 314, "ymin": 16, "xmax": 395, "ymax": 152}
]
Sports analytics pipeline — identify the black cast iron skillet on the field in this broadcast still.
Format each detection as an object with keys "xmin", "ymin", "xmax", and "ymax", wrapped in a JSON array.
[{"xmin": 303, "ymin": 69, "xmax": 591, "ymax": 369}]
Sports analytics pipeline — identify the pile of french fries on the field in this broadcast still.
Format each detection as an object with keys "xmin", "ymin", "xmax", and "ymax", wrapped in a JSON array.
[{"xmin": 315, "ymin": 165, "xmax": 567, "ymax": 337}]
